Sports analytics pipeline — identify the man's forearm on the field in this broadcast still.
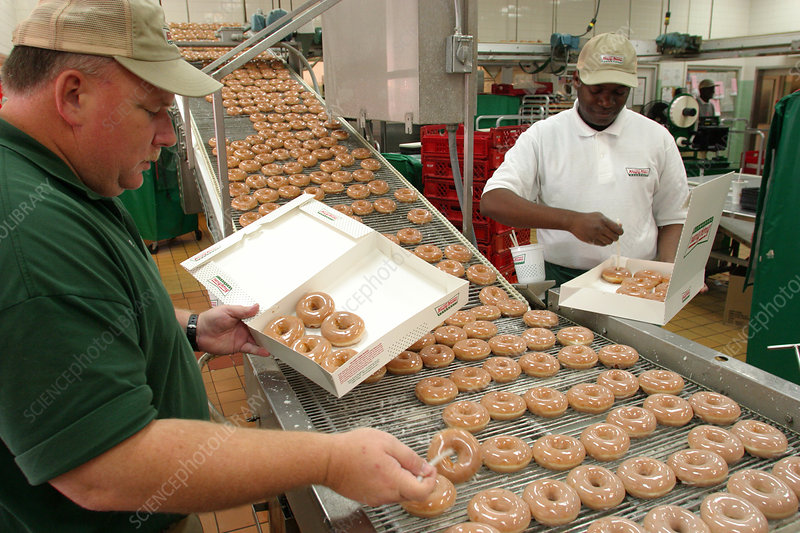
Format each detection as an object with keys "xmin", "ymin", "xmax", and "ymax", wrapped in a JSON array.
[{"xmin": 656, "ymin": 224, "xmax": 683, "ymax": 262}]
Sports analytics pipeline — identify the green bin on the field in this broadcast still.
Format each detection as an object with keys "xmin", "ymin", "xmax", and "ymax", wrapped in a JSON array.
[{"xmin": 382, "ymin": 153, "xmax": 423, "ymax": 192}]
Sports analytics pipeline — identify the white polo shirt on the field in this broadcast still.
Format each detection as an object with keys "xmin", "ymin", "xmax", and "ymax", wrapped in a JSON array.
[{"xmin": 483, "ymin": 102, "xmax": 689, "ymax": 270}]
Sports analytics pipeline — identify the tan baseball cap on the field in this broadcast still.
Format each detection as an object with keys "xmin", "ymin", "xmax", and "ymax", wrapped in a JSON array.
[
  {"xmin": 576, "ymin": 33, "xmax": 638, "ymax": 88},
  {"xmin": 699, "ymin": 79, "xmax": 715, "ymax": 89},
  {"xmin": 12, "ymin": 0, "xmax": 222, "ymax": 97}
]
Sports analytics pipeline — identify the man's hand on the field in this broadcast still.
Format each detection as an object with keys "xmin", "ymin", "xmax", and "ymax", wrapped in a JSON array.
[
  {"xmin": 568, "ymin": 212, "xmax": 623, "ymax": 246},
  {"xmin": 196, "ymin": 304, "xmax": 270, "ymax": 356},
  {"xmin": 323, "ymin": 428, "xmax": 437, "ymax": 506}
]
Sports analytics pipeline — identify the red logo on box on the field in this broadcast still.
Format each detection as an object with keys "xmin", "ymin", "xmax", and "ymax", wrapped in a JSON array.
[
  {"xmin": 210, "ymin": 276, "xmax": 232, "ymax": 295},
  {"xmin": 435, "ymin": 295, "xmax": 459, "ymax": 316}
]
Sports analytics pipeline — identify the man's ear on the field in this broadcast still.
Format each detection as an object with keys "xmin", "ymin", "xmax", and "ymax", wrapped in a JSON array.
[
  {"xmin": 53, "ymin": 70, "xmax": 90, "ymax": 127},
  {"xmin": 572, "ymin": 70, "xmax": 581, "ymax": 87}
]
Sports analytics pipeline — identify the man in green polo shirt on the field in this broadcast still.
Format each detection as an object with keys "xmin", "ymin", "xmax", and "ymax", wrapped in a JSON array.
[{"xmin": 0, "ymin": 1, "xmax": 436, "ymax": 532}]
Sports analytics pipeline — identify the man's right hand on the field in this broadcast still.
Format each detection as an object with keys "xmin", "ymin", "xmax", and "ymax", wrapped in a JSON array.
[{"xmin": 569, "ymin": 212, "xmax": 624, "ymax": 246}]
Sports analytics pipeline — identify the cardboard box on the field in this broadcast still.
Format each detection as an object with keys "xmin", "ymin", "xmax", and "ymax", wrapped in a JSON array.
[
  {"xmin": 559, "ymin": 173, "xmax": 734, "ymax": 325},
  {"xmin": 725, "ymin": 273, "xmax": 753, "ymax": 324},
  {"xmin": 182, "ymin": 195, "xmax": 469, "ymax": 397}
]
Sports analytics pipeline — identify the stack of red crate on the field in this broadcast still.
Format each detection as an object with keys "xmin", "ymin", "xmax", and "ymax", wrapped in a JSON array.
[{"xmin": 421, "ymin": 124, "xmax": 532, "ymax": 281}]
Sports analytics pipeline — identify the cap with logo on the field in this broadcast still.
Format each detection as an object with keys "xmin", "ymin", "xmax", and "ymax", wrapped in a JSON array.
[
  {"xmin": 576, "ymin": 33, "xmax": 638, "ymax": 88},
  {"xmin": 12, "ymin": 0, "xmax": 222, "ymax": 97}
]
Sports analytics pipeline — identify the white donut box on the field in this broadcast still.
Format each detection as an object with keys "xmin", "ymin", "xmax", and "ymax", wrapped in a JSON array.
[
  {"xmin": 182, "ymin": 195, "xmax": 469, "ymax": 397},
  {"xmin": 559, "ymin": 173, "xmax": 734, "ymax": 326}
]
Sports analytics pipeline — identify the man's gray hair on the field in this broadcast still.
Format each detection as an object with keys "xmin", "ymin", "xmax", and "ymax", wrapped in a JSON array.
[{"xmin": 2, "ymin": 46, "xmax": 115, "ymax": 96}]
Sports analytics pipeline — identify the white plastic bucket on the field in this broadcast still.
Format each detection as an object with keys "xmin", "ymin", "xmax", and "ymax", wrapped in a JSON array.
[{"xmin": 511, "ymin": 243, "xmax": 545, "ymax": 284}]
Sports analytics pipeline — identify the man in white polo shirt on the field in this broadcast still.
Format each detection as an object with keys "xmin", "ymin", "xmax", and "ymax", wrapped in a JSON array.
[{"xmin": 481, "ymin": 32, "xmax": 689, "ymax": 285}]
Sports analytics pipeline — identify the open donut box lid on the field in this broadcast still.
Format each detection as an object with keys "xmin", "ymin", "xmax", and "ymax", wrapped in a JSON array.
[
  {"xmin": 559, "ymin": 173, "xmax": 734, "ymax": 326},
  {"xmin": 181, "ymin": 195, "xmax": 470, "ymax": 397}
]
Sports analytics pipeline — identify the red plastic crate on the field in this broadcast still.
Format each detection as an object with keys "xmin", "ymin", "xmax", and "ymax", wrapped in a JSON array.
[
  {"xmin": 489, "ymin": 124, "xmax": 530, "ymax": 151},
  {"xmin": 498, "ymin": 263, "xmax": 517, "ymax": 284},
  {"xmin": 480, "ymin": 247, "xmax": 514, "ymax": 272},
  {"xmin": 420, "ymin": 125, "xmax": 492, "ymax": 159},
  {"xmin": 421, "ymin": 155, "xmax": 494, "ymax": 184},
  {"xmin": 427, "ymin": 197, "xmax": 512, "ymax": 245},
  {"xmin": 484, "ymin": 229, "xmax": 531, "ymax": 256},
  {"xmin": 422, "ymin": 176, "xmax": 484, "ymax": 203}
]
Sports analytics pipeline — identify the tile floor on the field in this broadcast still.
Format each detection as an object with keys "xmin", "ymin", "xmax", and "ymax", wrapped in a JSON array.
[{"xmin": 148, "ymin": 217, "xmax": 749, "ymax": 532}]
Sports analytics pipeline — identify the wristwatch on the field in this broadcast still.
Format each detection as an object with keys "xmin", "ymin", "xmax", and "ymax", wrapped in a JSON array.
[{"xmin": 186, "ymin": 313, "xmax": 199, "ymax": 351}]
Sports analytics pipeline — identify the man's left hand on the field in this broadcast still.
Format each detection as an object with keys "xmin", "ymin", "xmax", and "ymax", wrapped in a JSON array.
[{"xmin": 196, "ymin": 304, "xmax": 271, "ymax": 356}]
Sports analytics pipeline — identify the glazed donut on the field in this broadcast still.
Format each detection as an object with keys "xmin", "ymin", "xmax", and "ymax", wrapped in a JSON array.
[
  {"xmin": 450, "ymin": 367, "xmax": 492, "ymax": 392},
  {"xmin": 320, "ymin": 160, "xmax": 341, "ymax": 173},
  {"xmin": 282, "ymin": 161, "xmax": 303, "ymax": 175},
  {"xmin": 444, "ymin": 523, "xmax": 501, "ymax": 533},
  {"xmin": 557, "ymin": 345, "xmax": 599, "ymax": 369},
  {"xmin": 688, "ymin": 425, "xmax": 745, "ymax": 464},
  {"xmin": 480, "ymin": 391, "xmax": 527, "ymax": 421},
  {"xmin": 330, "ymin": 129, "xmax": 349, "ymax": 140},
  {"xmin": 407, "ymin": 208, "xmax": 433, "ymax": 224},
  {"xmin": 616, "ymin": 457, "xmax": 676, "ymax": 499},
  {"xmin": 360, "ymin": 158, "xmax": 381, "ymax": 171},
  {"xmin": 351, "ymin": 147, "xmax": 372, "ymax": 159},
  {"xmin": 231, "ymin": 194, "xmax": 257, "ymax": 211},
  {"xmin": 362, "ymin": 365, "xmax": 386, "ymax": 383},
  {"xmin": 428, "ymin": 428, "xmax": 481, "ymax": 484},
  {"xmin": 488, "ymin": 334, "xmax": 526, "ymax": 357},
  {"xmin": 520, "ymin": 328, "xmax": 556, "ymax": 351},
  {"xmin": 278, "ymin": 185, "xmax": 301, "ymax": 200},
  {"xmin": 587, "ymin": 516, "xmax": 646, "ymax": 533},
  {"xmin": 382, "ymin": 232, "xmax": 400, "ymax": 245},
  {"xmin": 254, "ymin": 152, "xmax": 276, "ymax": 165},
  {"xmin": 373, "ymin": 198, "xmax": 397, "ymax": 214},
  {"xmin": 239, "ymin": 159, "xmax": 261, "ymax": 173},
  {"xmin": 254, "ymin": 187, "xmax": 279, "ymax": 204},
  {"xmin": 643, "ymin": 393, "xmax": 694, "ymax": 427},
  {"xmin": 309, "ymin": 170, "xmax": 330, "ymax": 184},
  {"xmin": 443, "ymin": 400, "xmax": 490, "ymax": 433},
  {"xmin": 700, "ymin": 492, "xmax": 769, "ymax": 533},
  {"xmin": 482, "ymin": 356, "xmax": 522, "ymax": 383},
  {"xmin": 467, "ymin": 489, "xmax": 531, "ymax": 533},
  {"xmin": 667, "ymin": 449, "xmax": 728, "ymax": 487},
  {"xmin": 229, "ymin": 182, "xmax": 250, "ymax": 197},
  {"xmin": 532, "ymin": 434, "xmax": 586, "ymax": 471},
  {"xmin": 728, "ymin": 470, "xmax": 799, "ymax": 519},
  {"xmin": 323, "ymin": 118, "xmax": 342, "ymax": 129},
  {"xmin": 445, "ymin": 310, "xmax": 477, "ymax": 327},
  {"xmin": 297, "ymin": 154, "xmax": 318, "ymax": 168},
  {"xmin": 415, "ymin": 376, "xmax": 458, "ymax": 405},
  {"xmin": 330, "ymin": 170, "xmax": 352, "ymax": 183},
  {"xmin": 690, "ymin": 391, "xmax": 741, "ymax": 425},
  {"xmin": 386, "ymin": 350, "xmax": 423, "ymax": 375},
  {"xmin": 332, "ymin": 204, "xmax": 352, "ymax": 216},
  {"xmin": 437, "ymin": 260, "xmax": 466, "ymax": 277},
  {"xmin": 335, "ymin": 152, "xmax": 355, "ymax": 167},
  {"xmin": 731, "ymin": 419, "xmax": 788, "ymax": 458},
  {"xmin": 597, "ymin": 369, "xmax": 640, "ymax": 399},
  {"xmin": 319, "ymin": 181, "xmax": 344, "ymax": 194},
  {"xmin": 396, "ymin": 227, "xmax": 423, "ymax": 244},
  {"xmin": 445, "ymin": 243, "xmax": 472, "ymax": 262},
  {"xmin": 481, "ymin": 435, "xmax": 533, "ymax": 473},
  {"xmin": 367, "ymin": 179, "xmax": 389, "ymax": 195},
  {"xmin": 466, "ymin": 264, "xmax": 497, "ymax": 285},
  {"xmin": 345, "ymin": 183, "xmax": 369, "ymax": 199},
  {"xmin": 228, "ymin": 168, "xmax": 247, "ymax": 182},
  {"xmin": 634, "ymin": 269, "xmax": 664, "ymax": 285},
  {"xmin": 407, "ymin": 332, "xmax": 435, "ymax": 351},
  {"xmin": 606, "ymin": 406, "xmax": 658, "ymax": 439},
  {"xmin": 312, "ymin": 147, "xmax": 334, "ymax": 160},
  {"xmin": 597, "ymin": 344, "xmax": 639, "ymax": 369},
  {"xmin": 602, "ymin": 266, "xmax": 632, "ymax": 284},
  {"xmin": 616, "ymin": 284, "xmax": 650, "ymax": 297},
  {"xmin": 320, "ymin": 311, "xmax": 365, "ymax": 347},
  {"xmin": 291, "ymin": 335, "xmax": 332, "ymax": 363},
  {"xmin": 238, "ymin": 212, "xmax": 262, "ymax": 227},
  {"xmin": 524, "ymin": 387, "xmax": 568, "ymax": 418},
  {"xmin": 452, "ymin": 338, "xmax": 492, "ymax": 361},
  {"xmin": 567, "ymin": 464, "xmax": 626, "ymax": 510},
  {"xmin": 773, "ymin": 456, "xmax": 800, "ymax": 498},
  {"xmin": 556, "ymin": 326, "xmax": 594, "ymax": 346},
  {"xmin": 580, "ymin": 423, "xmax": 630, "ymax": 461},
  {"xmin": 497, "ymin": 299, "xmax": 528, "ymax": 317},
  {"xmin": 520, "ymin": 352, "xmax": 560, "ymax": 378},
  {"xmin": 420, "ymin": 344, "xmax": 455, "ymax": 368},
  {"xmin": 567, "ymin": 383, "xmax": 615, "ymax": 414},
  {"xmin": 471, "ymin": 305, "xmax": 502, "ymax": 322},
  {"xmin": 638, "ymin": 369, "xmax": 684, "ymax": 395},
  {"xmin": 435, "ymin": 325, "xmax": 467, "ymax": 347},
  {"xmin": 400, "ymin": 474, "xmax": 456, "ymax": 518},
  {"xmin": 295, "ymin": 291, "xmax": 335, "ymax": 327},
  {"xmin": 319, "ymin": 348, "xmax": 356, "ymax": 374},
  {"xmin": 523, "ymin": 310, "xmax": 559, "ymax": 328},
  {"xmin": 478, "ymin": 286, "xmax": 509, "ymax": 306},
  {"xmin": 394, "ymin": 187, "xmax": 418, "ymax": 203},
  {"xmin": 263, "ymin": 315, "xmax": 305, "ymax": 346},
  {"xmin": 303, "ymin": 186, "xmax": 325, "ymax": 201},
  {"xmin": 350, "ymin": 199, "xmax": 373, "ymax": 216},
  {"xmin": 643, "ymin": 506, "xmax": 709, "ymax": 533},
  {"xmin": 258, "ymin": 203, "xmax": 281, "ymax": 216},
  {"xmin": 414, "ymin": 244, "xmax": 443, "ymax": 263},
  {"xmin": 352, "ymin": 169, "xmax": 374, "ymax": 182},
  {"xmin": 523, "ymin": 479, "xmax": 581, "ymax": 527}
]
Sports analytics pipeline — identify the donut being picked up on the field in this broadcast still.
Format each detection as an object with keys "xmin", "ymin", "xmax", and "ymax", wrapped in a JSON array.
[
  {"xmin": 400, "ymin": 474, "xmax": 456, "ymax": 518},
  {"xmin": 427, "ymin": 428, "xmax": 481, "ymax": 484}
]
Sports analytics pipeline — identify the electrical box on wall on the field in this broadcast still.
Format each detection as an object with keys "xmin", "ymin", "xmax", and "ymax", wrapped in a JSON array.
[{"xmin": 321, "ymin": 0, "xmax": 476, "ymax": 125}]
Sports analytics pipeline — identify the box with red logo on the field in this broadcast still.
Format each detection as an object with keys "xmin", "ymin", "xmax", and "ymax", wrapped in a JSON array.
[
  {"xmin": 559, "ymin": 173, "xmax": 733, "ymax": 325},
  {"xmin": 182, "ymin": 195, "xmax": 469, "ymax": 397}
]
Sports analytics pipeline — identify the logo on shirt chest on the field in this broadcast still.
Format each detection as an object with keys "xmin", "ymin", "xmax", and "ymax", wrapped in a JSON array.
[{"xmin": 625, "ymin": 167, "xmax": 651, "ymax": 178}]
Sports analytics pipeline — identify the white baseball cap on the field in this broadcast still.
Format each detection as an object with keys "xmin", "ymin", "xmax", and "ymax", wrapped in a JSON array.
[{"xmin": 577, "ymin": 33, "xmax": 638, "ymax": 88}]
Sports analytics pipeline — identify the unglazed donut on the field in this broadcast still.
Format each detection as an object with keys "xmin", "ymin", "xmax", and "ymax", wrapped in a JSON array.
[
  {"xmin": 521, "ymin": 328, "xmax": 556, "ymax": 351},
  {"xmin": 466, "ymin": 264, "xmax": 497, "ymax": 285},
  {"xmin": 557, "ymin": 345, "xmax": 598, "ymax": 369},
  {"xmin": 396, "ymin": 227, "xmax": 423, "ymax": 245},
  {"xmin": 667, "ymin": 449, "xmax": 728, "ymax": 487},
  {"xmin": 445, "ymin": 243, "xmax": 472, "ymax": 262},
  {"xmin": 420, "ymin": 344, "xmax": 455, "ymax": 368},
  {"xmin": 483, "ymin": 356, "xmax": 522, "ymax": 383},
  {"xmin": 519, "ymin": 352, "xmax": 560, "ymax": 378},
  {"xmin": 606, "ymin": 406, "xmax": 658, "ymax": 439},
  {"xmin": 690, "ymin": 391, "xmax": 741, "ymax": 425},
  {"xmin": 481, "ymin": 435, "xmax": 533, "ymax": 473},
  {"xmin": 602, "ymin": 266, "xmax": 632, "ymax": 284},
  {"xmin": 773, "ymin": 456, "xmax": 800, "ymax": 498},
  {"xmin": 478, "ymin": 286, "xmax": 509, "ymax": 306},
  {"xmin": 587, "ymin": 516, "xmax": 646, "ymax": 533},
  {"xmin": 523, "ymin": 309, "xmax": 559, "ymax": 328},
  {"xmin": 428, "ymin": 428, "xmax": 481, "ymax": 484},
  {"xmin": 407, "ymin": 208, "xmax": 432, "ymax": 224},
  {"xmin": 597, "ymin": 344, "xmax": 639, "ymax": 368},
  {"xmin": 638, "ymin": 369, "xmax": 684, "ymax": 395},
  {"xmin": 688, "ymin": 425, "xmax": 745, "ymax": 464},
  {"xmin": 731, "ymin": 419, "xmax": 788, "ymax": 458},
  {"xmin": 443, "ymin": 400, "xmax": 490, "ymax": 433},
  {"xmin": 497, "ymin": 299, "xmax": 527, "ymax": 317},
  {"xmin": 567, "ymin": 383, "xmax": 615, "ymax": 414},
  {"xmin": 556, "ymin": 326, "xmax": 594, "ymax": 346},
  {"xmin": 263, "ymin": 315, "xmax": 305, "ymax": 346},
  {"xmin": 415, "ymin": 376, "xmax": 458, "ymax": 405},
  {"xmin": 597, "ymin": 369, "xmax": 639, "ymax": 399},
  {"xmin": 467, "ymin": 489, "xmax": 531, "ymax": 533},
  {"xmin": 643, "ymin": 393, "xmax": 694, "ymax": 427},
  {"xmin": 616, "ymin": 456, "xmax": 676, "ymax": 499},
  {"xmin": 532, "ymin": 434, "xmax": 586, "ymax": 471},
  {"xmin": 567, "ymin": 464, "xmax": 626, "ymax": 510},
  {"xmin": 580, "ymin": 423, "xmax": 630, "ymax": 461},
  {"xmin": 320, "ymin": 311, "xmax": 365, "ymax": 347},
  {"xmin": 487, "ymin": 334, "xmax": 526, "ymax": 357},
  {"xmin": 728, "ymin": 469, "xmax": 799, "ymax": 519},
  {"xmin": 291, "ymin": 335, "xmax": 332, "ymax": 363},
  {"xmin": 524, "ymin": 387, "xmax": 568, "ymax": 418},
  {"xmin": 523, "ymin": 479, "xmax": 581, "ymax": 526},
  {"xmin": 386, "ymin": 350, "xmax": 423, "ymax": 375},
  {"xmin": 434, "ymin": 326, "xmax": 466, "ymax": 347},
  {"xmin": 452, "ymin": 338, "xmax": 492, "ymax": 361},
  {"xmin": 643, "ymin": 506, "xmax": 709, "ymax": 533},
  {"xmin": 700, "ymin": 492, "xmax": 768, "ymax": 533},
  {"xmin": 480, "ymin": 391, "xmax": 526, "ymax": 421},
  {"xmin": 295, "ymin": 291, "xmax": 335, "ymax": 327},
  {"xmin": 400, "ymin": 474, "xmax": 456, "ymax": 518}
]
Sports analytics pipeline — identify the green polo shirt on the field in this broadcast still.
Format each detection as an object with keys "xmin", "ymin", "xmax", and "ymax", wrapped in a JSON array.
[{"xmin": 0, "ymin": 118, "xmax": 209, "ymax": 532}]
